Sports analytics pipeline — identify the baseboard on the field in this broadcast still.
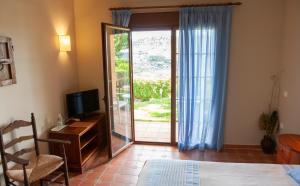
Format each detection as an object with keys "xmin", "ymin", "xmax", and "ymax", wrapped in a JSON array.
[
  {"xmin": 223, "ymin": 144, "xmax": 260, "ymax": 150},
  {"xmin": 134, "ymin": 141, "xmax": 172, "ymax": 146},
  {"xmin": 130, "ymin": 142, "xmax": 261, "ymax": 150}
]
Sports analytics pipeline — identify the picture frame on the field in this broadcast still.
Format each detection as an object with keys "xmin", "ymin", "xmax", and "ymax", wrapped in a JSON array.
[
  {"xmin": 0, "ymin": 43, "xmax": 8, "ymax": 60},
  {"xmin": 0, "ymin": 36, "xmax": 16, "ymax": 87}
]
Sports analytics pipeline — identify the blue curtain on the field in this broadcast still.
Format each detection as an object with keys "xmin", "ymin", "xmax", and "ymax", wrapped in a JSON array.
[
  {"xmin": 178, "ymin": 6, "xmax": 232, "ymax": 151},
  {"xmin": 112, "ymin": 10, "xmax": 132, "ymax": 27}
]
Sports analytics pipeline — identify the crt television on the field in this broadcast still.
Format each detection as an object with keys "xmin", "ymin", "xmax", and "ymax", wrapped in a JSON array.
[{"xmin": 66, "ymin": 89, "xmax": 100, "ymax": 119}]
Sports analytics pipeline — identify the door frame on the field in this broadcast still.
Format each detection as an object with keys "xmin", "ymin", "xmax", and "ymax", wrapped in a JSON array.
[
  {"xmin": 130, "ymin": 27, "xmax": 178, "ymax": 146},
  {"xmin": 101, "ymin": 23, "xmax": 135, "ymax": 159}
]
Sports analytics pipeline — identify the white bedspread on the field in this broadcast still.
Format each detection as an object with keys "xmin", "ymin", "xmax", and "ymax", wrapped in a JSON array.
[{"xmin": 137, "ymin": 159, "xmax": 299, "ymax": 186}]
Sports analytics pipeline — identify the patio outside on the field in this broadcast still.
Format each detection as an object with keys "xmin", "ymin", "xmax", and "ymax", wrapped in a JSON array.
[{"xmin": 132, "ymin": 31, "xmax": 172, "ymax": 142}]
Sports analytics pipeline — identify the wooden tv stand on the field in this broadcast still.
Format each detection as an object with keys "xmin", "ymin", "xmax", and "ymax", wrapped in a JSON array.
[{"xmin": 49, "ymin": 113, "xmax": 107, "ymax": 173}]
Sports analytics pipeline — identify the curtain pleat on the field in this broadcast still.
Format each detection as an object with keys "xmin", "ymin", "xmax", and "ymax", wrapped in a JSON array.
[
  {"xmin": 178, "ymin": 6, "xmax": 232, "ymax": 151},
  {"xmin": 112, "ymin": 10, "xmax": 132, "ymax": 27}
]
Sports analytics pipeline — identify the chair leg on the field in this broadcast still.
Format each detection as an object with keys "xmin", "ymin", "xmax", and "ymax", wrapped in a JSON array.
[
  {"xmin": 62, "ymin": 144, "xmax": 69, "ymax": 186},
  {"xmin": 63, "ymin": 162, "xmax": 69, "ymax": 186},
  {"xmin": 40, "ymin": 179, "xmax": 44, "ymax": 186},
  {"xmin": 23, "ymin": 165, "xmax": 29, "ymax": 186},
  {"xmin": 24, "ymin": 181, "xmax": 29, "ymax": 186}
]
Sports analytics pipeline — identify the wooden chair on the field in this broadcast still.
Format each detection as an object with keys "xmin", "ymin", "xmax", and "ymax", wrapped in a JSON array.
[{"xmin": 0, "ymin": 113, "xmax": 71, "ymax": 186}]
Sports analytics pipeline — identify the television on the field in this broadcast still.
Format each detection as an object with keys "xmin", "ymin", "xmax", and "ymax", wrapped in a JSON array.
[{"xmin": 66, "ymin": 89, "xmax": 100, "ymax": 119}]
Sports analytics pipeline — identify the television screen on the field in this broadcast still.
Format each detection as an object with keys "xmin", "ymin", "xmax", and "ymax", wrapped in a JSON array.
[{"xmin": 66, "ymin": 89, "xmax": 100, "ymax": 119}]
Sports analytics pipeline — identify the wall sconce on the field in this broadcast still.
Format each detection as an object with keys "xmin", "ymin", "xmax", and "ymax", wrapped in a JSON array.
[{"xmin": 59, "ymin": 35, "xmax": 71, "ymax": 52}]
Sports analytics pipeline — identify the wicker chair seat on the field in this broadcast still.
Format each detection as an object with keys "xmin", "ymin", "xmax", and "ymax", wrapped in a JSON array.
[{"xmin": 6, "ymin": 154, "xmax": 63, "ymax": 183}]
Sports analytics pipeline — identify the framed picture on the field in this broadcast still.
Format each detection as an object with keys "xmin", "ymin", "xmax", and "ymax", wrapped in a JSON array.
[
  {"xmin": 0, "ymin": 36, "xmax": 16, "ymax": 87},
  {"xmin": 0, "ymin": 43, "xmax": 8, "ymax": 59}
]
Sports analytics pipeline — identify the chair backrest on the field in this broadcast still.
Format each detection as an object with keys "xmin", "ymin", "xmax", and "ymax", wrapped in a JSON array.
[{"xmin": 0, "ymin": 113, "xmax": 39, "ymax": 174}]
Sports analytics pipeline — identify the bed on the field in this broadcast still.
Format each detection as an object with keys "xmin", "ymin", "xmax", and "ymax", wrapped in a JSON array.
[{"xmin": 137, "ymin": 159, "xmax": 300, "ymax": 186}]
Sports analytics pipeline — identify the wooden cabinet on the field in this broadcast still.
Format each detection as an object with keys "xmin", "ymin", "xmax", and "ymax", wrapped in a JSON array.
[
  {"xmin": 277, "ymin": 134, "xmax": 300, "ymax": 164},
  {"xmin": 49, "ymin": 114, "xmax": 107, "ymax": 173}
]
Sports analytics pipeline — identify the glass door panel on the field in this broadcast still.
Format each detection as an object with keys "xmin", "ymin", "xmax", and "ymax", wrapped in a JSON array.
[{"xmin": 102, "ymin": 24, "xmax": 134, "ymax": 158}]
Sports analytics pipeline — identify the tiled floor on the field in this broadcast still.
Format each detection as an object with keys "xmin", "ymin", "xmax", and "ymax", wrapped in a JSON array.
[{"xmin": 69, "ymin": 144, "xmax": 276, "ymax": 186}]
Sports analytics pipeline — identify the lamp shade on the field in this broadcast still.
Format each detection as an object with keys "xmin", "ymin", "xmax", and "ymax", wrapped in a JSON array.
[{"xmin": 59, "ymin": 35, "xmax": 71, "ymax": 52}]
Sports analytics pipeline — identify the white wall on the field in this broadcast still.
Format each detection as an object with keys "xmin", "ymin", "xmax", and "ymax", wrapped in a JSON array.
[
  {"xmin": 0, "ymin": 0, "xmax": 78, "ymax": 153},
  {"xmin": 224, "ymin": 0, "xmax": 284, "ymax": 144},
  {"xmin": 279, "ymin": 0, "xmax": 300, "ymax": 134},
  {"xmin": 74, "ymin": 0, "xmax": 285, "ymax": 145}
]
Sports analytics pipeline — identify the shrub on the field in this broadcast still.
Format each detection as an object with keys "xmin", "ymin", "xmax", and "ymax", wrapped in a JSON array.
[
  {"xmin": 115, "ymin": 58, "xmax": 129, "ymax": 73},
  {"xmin": 133, "ymin": 80, "xmax": 170, "ymax": 101}
]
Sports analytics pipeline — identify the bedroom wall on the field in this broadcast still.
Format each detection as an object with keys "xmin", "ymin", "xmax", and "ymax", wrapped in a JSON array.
[
  {"xmin": 73, "ymin": 0, "xmax": 284, "ymax": 145},
  {"xmin": 279, "ymin": 0, "xmax": 300, "ymax": 134},
  {"xmin": 0, "ymin": 0, "xmax": 78, "ymax": 155}
]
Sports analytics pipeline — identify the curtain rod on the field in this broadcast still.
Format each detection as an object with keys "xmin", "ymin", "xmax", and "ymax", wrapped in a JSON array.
[{"xmin": 109, "ymin": 2, "xmax": 242, "ymax": 11}]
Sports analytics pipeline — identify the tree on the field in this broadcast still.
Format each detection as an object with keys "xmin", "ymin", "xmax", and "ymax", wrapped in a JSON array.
[{"xmin": 114, "ymin": 34, "xmax": 128, "ymax": 58}]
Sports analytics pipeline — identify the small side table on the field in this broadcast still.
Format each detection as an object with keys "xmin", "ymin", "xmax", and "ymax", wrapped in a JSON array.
[{"xmin": 49, "ymin": 113, "xmax": 107, "ymax": 173}]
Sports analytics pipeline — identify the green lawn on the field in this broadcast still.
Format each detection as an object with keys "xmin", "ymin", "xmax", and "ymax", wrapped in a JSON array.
[{"xmin": 134, "ymin": 98, "xmax": 171, "ymax": 122}]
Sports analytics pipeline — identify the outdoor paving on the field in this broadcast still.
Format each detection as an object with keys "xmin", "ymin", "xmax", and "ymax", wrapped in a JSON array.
[{"xmin": 135, "ymin": 121, "xmax": 171, "ymax": 142}]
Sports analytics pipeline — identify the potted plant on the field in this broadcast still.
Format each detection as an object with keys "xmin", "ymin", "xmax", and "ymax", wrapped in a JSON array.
[
  {"xmin": 259, "ymin": 111, "xmax": 279, "ymax": 154},
  {"xmin": 259, "ymin": 73, "xmax": 281, "ymax": 154}
]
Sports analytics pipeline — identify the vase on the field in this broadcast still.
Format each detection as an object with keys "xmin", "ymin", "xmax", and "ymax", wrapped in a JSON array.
[{"xmin": 261, "ymin": 135, "xmax": 276, "ymax": 154}]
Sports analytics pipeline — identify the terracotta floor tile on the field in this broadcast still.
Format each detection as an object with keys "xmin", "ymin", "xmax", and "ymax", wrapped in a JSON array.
[
  {"xmin": 99, "ymin": 172, "xmax": 116, "ymax": 182},
  {"xmin": 92, "ymin": 165, "xmax": 108, "ymax": 173},
  {"xmin": 85, "ymin": 172, "xmax": 102, "ymax": 181},
  {"xmin": 119, "ymin": 162, "xmax": 138, "ymax": 170},
  {"xmin": 114, "ymin": 174, "xmax": 138, "ymax": 184},
  {"xmin": 79, "ymin": 179, "xmax": 100, "ymax": 186},
  {"xmin": 69, "ymin": 178, "xmax": 83, "ymax": 186},
  {"xmin": 96, "ymin": 182, "xmax": 112, "ymax": 186},
  {"xmin": 118, "ymin": 167, "xmax": 141, "ymax": 176},
  {"xmin": 106, "ymin": 164, "xmax": 121, "ymax": 171},
  {"xmin": 110, "ymin": 183, "xmax": 135, "ymax": 186}
]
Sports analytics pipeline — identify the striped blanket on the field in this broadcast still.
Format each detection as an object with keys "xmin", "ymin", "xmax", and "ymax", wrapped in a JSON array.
[{"xmin": 137, "ymin": 159, "xmax": 299, "ymax": 186}]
